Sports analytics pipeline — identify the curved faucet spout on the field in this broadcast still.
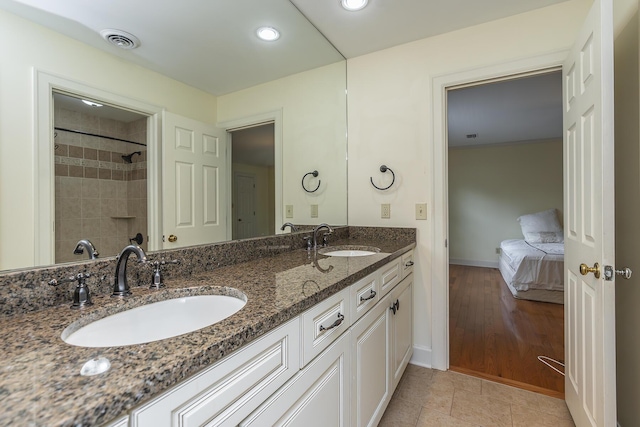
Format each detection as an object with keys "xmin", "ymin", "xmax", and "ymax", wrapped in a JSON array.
[
  {"xmin": 112, "ymin": 245, "xmax": 147, "ymax": 297},
  {"xmin": 312, "ymin": 223, "xmax": 334, "ymax": 249},
  {"xmin": 74, "ymin": 239, "xmax": 99, "ymax": 259},
  {"xmin": 280, "ymin": 222, "xmax": 298, "ymax": 232}
]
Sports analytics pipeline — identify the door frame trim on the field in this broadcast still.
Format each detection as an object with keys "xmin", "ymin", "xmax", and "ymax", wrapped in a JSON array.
[
  {"xmin": 34, "ymin": 69, "xmax": 162, "ymax": 265},
  {"xmin": 430, "ymin": 51, "xmax": 568, "ymax": 370}
]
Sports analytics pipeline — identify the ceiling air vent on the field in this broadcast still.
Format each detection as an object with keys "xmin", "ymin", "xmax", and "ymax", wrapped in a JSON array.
[{"xmin": 100, "ymin": 29, "xmax": 141, "ymax": 50}]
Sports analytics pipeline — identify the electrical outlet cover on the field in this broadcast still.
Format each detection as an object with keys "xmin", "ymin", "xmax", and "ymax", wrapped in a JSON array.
[
  {"xmin": 310, "ymin": 204, "xmax": 318, "ymax": 218},
  {"xmin": 381, "ymin": 203, "xmax": 391, "ymax": 219}
]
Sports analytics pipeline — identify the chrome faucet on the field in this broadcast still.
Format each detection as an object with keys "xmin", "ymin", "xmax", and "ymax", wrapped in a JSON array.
[
  {"xmin": 280, "ymin": 222, "xmax": 298, "ymax": 232},
  {"xmin": 74, "ymin": 239, "xmax": 99, "ymax": 259},
  {"xmin": 312, "ymin": 223, "xmax": 333, "ymax": 249},
  {"xmin": 112, "ymin": 245, "xmax": 147, "ymax": 297}
]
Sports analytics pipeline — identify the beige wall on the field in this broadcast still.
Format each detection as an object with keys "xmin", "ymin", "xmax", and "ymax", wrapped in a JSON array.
[
  {"xmin": 217, "ymin": 62, "xmax": 348, "ymax": 227},
  {"xmin": 0, "ymin": 9, "xmax": 218, "ymax": 270},
  {"xmin": 347, "ymin": 0, "xmax": 591, "ymax": 363},
  {"xmin": 613, "ymin": 1, "xmax": 640, "ymax": 424},
  {"xmin": 448, "ymin": 140, "xmax": 563, "ymax": 266}
]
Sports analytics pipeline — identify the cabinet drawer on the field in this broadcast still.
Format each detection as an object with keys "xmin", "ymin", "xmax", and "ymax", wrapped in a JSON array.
[
  {"xmin": 378, "ymin": 257, "xmax": 401, "ymax": 298},
  {"xmin": 401, "ymin": 250, "xmax": 414, "ymax": 279},
  {"xmin": 131, "ymin": 318, "xmax": 300, "ymax": 427},
  {"xmin": 350, "ymin": 271, "xmax": 379, "ymax": 323},
  {"xmin": 301, "ymin": 287, "xmax": 350, "ymax": 367}
]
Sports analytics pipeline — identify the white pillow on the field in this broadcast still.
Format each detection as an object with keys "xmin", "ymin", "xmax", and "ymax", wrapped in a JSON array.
[{"xmin": 517, "ymin": 209, "xmax": 564, "ymax": 243}]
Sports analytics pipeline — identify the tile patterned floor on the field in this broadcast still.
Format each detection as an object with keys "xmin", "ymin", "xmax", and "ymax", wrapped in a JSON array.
[{"xmin": 379, "ymin": 364, "xmax": 575, "ymax": 427}]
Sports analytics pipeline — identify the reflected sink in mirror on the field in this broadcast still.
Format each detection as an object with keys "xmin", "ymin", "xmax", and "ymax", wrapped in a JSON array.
[
  {"xmin": 62, "ymin": 294, "xmax": 246, "ymax": 347},
  {"xmin": 318, "ymin": 246, "xmax": 382, "ymax": 257}
]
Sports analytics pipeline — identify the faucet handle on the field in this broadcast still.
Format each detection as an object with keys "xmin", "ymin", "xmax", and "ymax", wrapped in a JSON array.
[
  {"xmin": 303, "ymin": 236, "xmax": 313, "ymax": 251},
  {"xmin": 149, "ymin": 259, "xmax": 180, "ymax": 289},
  {"xmin": 49, "ymin": 272, "xmax": 93, "ymax": 309}
]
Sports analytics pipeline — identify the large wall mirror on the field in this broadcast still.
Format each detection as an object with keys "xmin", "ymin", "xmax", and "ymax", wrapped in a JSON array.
[{"xmin": 0, "ymin": 0, "xmax": 347, "ymax": 271}]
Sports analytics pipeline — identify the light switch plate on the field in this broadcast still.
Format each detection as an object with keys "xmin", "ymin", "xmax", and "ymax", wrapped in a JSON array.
[
  {"xmin": 310, "ymin": 204, "xmax": 318, "ymax": 218},
  {"xmin": 415, "ymin": 203, "xmax": 427, "ymax": 220},
  {"xmin": 286, "ymin": 205, "xmax": 293, "ymax": 218},
  {"xmin": 381, "ymin": 203, "xmax": 391, "ymax": 219}
]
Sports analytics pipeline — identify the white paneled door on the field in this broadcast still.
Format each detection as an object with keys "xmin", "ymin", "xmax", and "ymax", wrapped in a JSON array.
[
  {"xmin": 563, "ymin": 0, "xmax": 615, "ymax": 425},
  {"xmin": 162, "ymin": 112, "xmax": 227, "ymax": 248}
]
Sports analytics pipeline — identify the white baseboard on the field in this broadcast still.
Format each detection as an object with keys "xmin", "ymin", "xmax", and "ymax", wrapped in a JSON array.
[
  {"xmin": 409, "ymin": 345, "xmax": 432, "ymax": 368},
  {"xmin": 450, "ymin": 259, "xmax": 499, "ymax": 268}
]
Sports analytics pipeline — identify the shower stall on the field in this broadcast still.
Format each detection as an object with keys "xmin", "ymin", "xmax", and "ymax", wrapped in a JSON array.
[{"xmin": 53, "ymin": 93, "xmax": 149, "ymax": 263}]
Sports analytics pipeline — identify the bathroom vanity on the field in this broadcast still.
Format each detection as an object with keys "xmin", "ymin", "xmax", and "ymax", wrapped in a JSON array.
[{"xmin": 0, "ymin": 227, "xmax": 415, "ymax": 426}]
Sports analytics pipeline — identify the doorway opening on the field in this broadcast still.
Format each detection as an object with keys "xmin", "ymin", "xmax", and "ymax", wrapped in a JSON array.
[
  {"xmin": 446, "ymin": 70, "xmax": 565, "ymax": 397},
  {"xmin": 52, "ymin": 92, "xmax": 149, "ymax": 262},
  {"xmin": 229, "ymin": 123, "xmax": 275, "ymax": 240}
]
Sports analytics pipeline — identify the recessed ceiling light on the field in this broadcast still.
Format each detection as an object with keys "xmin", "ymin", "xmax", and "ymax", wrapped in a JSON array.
[
  {"xmin": 341, "ymin": 0, "xmax": 368, "ymax": 11},
  {"xmin": 257, "ymin": 27, "xmax": 280, "ymax": 41},
  {"xmin": 82, "ymin": 100, "xmax": 103, "ymax": 108}
]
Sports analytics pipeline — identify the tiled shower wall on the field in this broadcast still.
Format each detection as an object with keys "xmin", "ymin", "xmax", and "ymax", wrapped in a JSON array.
[{"xmin": 54, "ymin": 107, "xmax": 148, "ymax": 263}]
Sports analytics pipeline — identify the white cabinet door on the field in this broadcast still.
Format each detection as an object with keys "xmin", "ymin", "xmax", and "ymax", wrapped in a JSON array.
[
  {"xmin": 350, "ymin": 295, "xmax": 391, "ymax": 427},
  {"xmin": 240, "ymin": 333, "xmax": 350, "ymax": 427},
  {"xmin": 131, "ymin": 318, "xmax": 299, "ymax": 427},
  {"xmin": 389, "ymin": 274, "xmax": 413, "ymax": 388}
]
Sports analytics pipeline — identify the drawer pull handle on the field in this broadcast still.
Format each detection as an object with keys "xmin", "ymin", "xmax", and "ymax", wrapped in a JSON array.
[
  {"xmin": 319, "ymin": 313, "xmax": 344, "ymax": 332},
  {"xmin": 405, "ymin": 260, "xmax": 414, "ymax": 267},
  {"xmin": 359, "ymin": 290, "xmax": 377, "ymax": 302}
]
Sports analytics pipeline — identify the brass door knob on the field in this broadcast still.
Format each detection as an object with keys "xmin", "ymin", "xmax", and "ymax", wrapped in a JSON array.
[
  {"xmin": 580, "ymin": 262, "xmax": 600, "ymax": 279},
  {"xmin": 168, "ymin": 234, "xmax": 177, "ymax": 243}
]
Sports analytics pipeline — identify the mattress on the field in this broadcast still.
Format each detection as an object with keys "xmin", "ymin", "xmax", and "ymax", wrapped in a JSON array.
[{"xmin": 499, "ymin": 239, "xmax": 564, "ymax": 293}]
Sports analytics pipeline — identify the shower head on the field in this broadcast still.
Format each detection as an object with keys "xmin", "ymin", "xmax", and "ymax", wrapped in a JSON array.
[{"xmin": 122, "ymin": 151, "xmax": 141, "ymax": 163}]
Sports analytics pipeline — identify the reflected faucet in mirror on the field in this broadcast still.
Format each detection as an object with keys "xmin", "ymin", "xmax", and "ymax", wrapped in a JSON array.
[
  {"xmin": 112, "ymin": 245, "xmax": 147, "ymax": 297},
  {"xmin": 74, "ymin": 239, "xmax": 99, "ymax": 260},
  {"xmin": 280, "ymin": 223, "xmax": 298, "ymax": 233}
]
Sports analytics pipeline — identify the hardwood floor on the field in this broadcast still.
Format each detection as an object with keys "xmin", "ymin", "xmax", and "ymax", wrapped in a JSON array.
[{"xmin": 449, "ymin": 264, "xmax": 565, "ymax": 398}]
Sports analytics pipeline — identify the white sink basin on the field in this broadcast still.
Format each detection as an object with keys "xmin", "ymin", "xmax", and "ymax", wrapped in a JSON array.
[
  {"xmin": 322, "ymin": 250, "xmax": 377, "ymax": 257},
  {"xmin": 62, "ymin": 294, "xmax": 246, "ymax": 347},
  {"xmin": 318, "ymin": 246, "xmax": 381, "ymax": 257}
]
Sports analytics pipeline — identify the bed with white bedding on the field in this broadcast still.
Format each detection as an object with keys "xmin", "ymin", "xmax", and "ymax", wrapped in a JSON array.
[{"xmin": 498, "ymin": 239, "xmax": 564, "ymax": 304}]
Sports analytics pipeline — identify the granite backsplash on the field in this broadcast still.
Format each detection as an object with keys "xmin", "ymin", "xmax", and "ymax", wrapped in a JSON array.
[{"xmin": 0, "ymin": 226, "xmax": 415, "ymax": 318}]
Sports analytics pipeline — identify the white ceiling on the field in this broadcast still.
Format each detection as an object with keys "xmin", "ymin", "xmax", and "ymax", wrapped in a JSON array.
[
  {"xmin": 4, "ymin": 0, "xmax": 568, "ymax": 147},
  {"xmin": 447, "ymin": 71, "xmax": 563, "ymax": 147},
  {"xmin": 290, "ymin": 0, "xmax": 569, "ymax": 59},
  {"xmin": 0, "ymin": 0, "xmax": 569, "ymax": 96}
]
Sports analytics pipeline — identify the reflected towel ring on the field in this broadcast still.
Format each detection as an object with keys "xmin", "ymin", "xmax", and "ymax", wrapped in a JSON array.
[
  {"xmin": 302, "ymin": 170, "xmax": 321, "ymax": 193},
  {"xmin": 370, "ymin": 165, "xmax": 395, "ymax": 190}
]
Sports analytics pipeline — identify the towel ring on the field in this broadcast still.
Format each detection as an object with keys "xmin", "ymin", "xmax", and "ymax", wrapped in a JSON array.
[
  {"xmin": 302, "ymin": 170, "xmax": 321, "ymax": 193},
  {"xmin": 370, "ymin": 165, "xmax": 395, "ymax": 191}
]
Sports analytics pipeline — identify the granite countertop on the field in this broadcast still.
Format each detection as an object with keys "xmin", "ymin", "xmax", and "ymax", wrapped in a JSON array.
[{"xmin": 0, "ymin": 237, "xmax": 415, "ymax": 426}]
